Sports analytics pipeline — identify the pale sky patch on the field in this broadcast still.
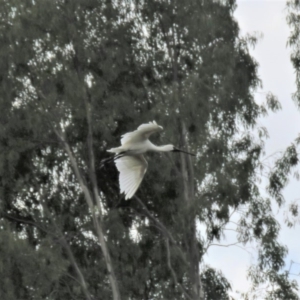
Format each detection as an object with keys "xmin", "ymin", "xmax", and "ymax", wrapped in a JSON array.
[{"xmin": 204, "ymin": 1, "xmax": 300, "ymax": 298}]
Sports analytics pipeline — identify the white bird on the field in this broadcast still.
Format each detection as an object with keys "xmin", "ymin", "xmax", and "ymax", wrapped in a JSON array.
[{"xmin": 105, "ymin": 121, "xmax": 195, "ymax": 200}]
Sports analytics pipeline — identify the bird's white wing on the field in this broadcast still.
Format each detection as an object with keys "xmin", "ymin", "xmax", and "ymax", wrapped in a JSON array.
[
  {"xmin": 121, "ymin": 121, "xmax": 163, "ymax": 145},
  {"xmin": 115, "ymin": 155, "xmax": 148, "ymax": 200}
]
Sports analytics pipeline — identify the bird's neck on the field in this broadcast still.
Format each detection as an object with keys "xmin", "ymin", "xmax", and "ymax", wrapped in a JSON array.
[{"xmin": 150, "ymin": 144, "xmax": 173, "ymax": 152}]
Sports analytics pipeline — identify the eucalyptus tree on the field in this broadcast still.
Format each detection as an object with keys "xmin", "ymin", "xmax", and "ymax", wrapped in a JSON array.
[{"xmin": 0, "ymin": 0, "xmax": 298, "ymax": 299}]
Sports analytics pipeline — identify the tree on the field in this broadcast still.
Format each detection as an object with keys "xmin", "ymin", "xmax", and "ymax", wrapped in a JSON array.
[{"xmin": 0, "ymin": 0, "xmax": 298, "ymax": 299}]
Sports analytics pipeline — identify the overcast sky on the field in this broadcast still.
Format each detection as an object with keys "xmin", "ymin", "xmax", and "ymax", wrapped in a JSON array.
[{"xmin": 204, "ymin": 1, "xmax": 300, "ymax": 298}]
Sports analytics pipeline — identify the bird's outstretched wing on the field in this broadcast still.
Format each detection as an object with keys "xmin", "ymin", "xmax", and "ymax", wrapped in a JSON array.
[
  {"xmin": 121, "ymin": 121, "xmax": 163, "ymax": 145},
  {"xmin": 115, "ymin": 155, "xmax": 148, "ymax": 200}
]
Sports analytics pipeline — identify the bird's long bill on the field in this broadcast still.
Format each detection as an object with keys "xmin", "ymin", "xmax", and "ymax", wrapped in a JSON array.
[{"xmin": 173, "ymin": 147, "xmax": 196, "ymax": 156}]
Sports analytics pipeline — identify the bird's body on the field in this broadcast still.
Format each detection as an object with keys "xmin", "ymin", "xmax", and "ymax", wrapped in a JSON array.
[
  {"xmin": 109, "ymin": 140, "xmax": 174, "ymax": 155},
  {"xmin": 108, "ymin": 122, "xmax": 167, "ymax": 155},
  {"xmin": 106, "ymin": 121, "xmax": 194, "ymax": 200}
]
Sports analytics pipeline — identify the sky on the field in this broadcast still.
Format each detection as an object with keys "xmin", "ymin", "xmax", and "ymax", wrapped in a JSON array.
[{"xmin": 203, "ymin": 0, "xmax": 300, "ymax": 298}]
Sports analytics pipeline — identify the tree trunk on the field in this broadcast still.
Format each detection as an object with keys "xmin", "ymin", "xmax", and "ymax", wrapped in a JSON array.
[{"xmin": 179, "ymin": 120, "xmax": 202, "ymax": 300}]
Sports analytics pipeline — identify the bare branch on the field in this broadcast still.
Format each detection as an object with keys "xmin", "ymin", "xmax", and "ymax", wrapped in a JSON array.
[
  {"xmin": 165, "ymin": 238, "xmax": 193, "ymax": 300},
  {"xmin": 207, "ymin": 241, "xmax": 254, "ymax": 258},
  {"xmin": 83, "ymin": 91, "xmax": 121, "ymax": 299},
  {"xmin": 53, "ymin": 128, "xmax": 121, "ymax": 300},
  {"xmin": 40, "ymin": 200, "xmax": 93, "ymax": 300},
  {"xmin": 4, "ymin": 214, "xmax": 54, "ymax": 237},
  {"xmin": 209, "ymin": 241, "xmax": 241, "ymax": 248},
  {"xmin": 84, "ymin": 94, "xmax": 103, "ymax": 218},
  {"xmin": 61, "ymin": 237, "xmax": 93, "ymax": 300},
  {"xmin": 134, "ymin": 195, "xmax": 189, "ymax": 265}
]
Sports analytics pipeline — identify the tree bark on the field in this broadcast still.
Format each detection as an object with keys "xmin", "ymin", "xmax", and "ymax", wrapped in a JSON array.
[{"xmin": 179, "ymin": 121, "xmax": 202, "ymax": 300}]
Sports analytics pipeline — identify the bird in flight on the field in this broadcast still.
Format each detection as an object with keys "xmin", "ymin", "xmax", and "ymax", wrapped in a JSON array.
[{"xmin": 105, "ymin": 121, "xmax": 195, "ymax": 200}]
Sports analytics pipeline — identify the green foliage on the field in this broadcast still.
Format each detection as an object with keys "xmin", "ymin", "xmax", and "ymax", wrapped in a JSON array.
[
  {"xmin": 247, "ymin": 268, "xmax": 299, "ymax": 300},
  {"xmin": 287, "ymin": 0, "xmax": 300, "ymax": 106},
  {"xmin": 201, "ymin": 267, "xmax": 231, "ymax": 300},
  {"xmin": 0, "ymin": 224, "xmax": 69, "ymax": 299},
  {"xmin": 266, "ymin": 92, "xmax": 282, "ymax": 112},
  {"xmin": 268, "ymin": 145, "xmax": 298, "ymax": 205}
]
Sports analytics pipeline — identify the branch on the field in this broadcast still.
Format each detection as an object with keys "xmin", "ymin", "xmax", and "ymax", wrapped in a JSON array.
[
  {"xmin": 165, "ymin": 238, "xmax": 193, "ymax": 300},
  {"xmin": 134, "ymin": 195, "xmax": 176, "ymax": 244},
  {"xmin": 208, "ymin": 241, "xmax": 241, "ymax": 248},
  {"xmin": 4, "ymin": 214, "xmax": 53, "ymax": 236},
  {"xmin": 207, "ymin": 241, "xmax": 254, "ymax": 258},
  {"xmin": 134, "ymin": 195, "xmax": 189, "ymax": 266},
  {"xmin": 40, "ymin": 200, "xmax": 93, "ymax": 300},
  {"xmin": 53, "ymin": 128, "xmax": 121, "ymax": 300},
  {"xmin": 61, "ymin": 237, "xmax": 93, "ymax": 300},
  {"xmin": 83, "ymin": 92, "xmax": 121, "ymax": 299},
  {"xmin": 27, "ymin": 81, "xmax": 120, "ymax": 299},
  {"xmin": 84, "ymin": 93, "xmax": 103, "ymax": 218},
  {"xmin": 65, "ymin": 272, "xmax": 84, "ymax": 287},
  {"xmin": 5, "ymin": 213, "xmax": 93, "ymax": 300}
]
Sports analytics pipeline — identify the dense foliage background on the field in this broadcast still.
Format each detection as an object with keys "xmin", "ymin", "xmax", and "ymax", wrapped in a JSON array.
[{"xmin": 0, "ymin": 0, "xmax": 299, "ymax": 299}]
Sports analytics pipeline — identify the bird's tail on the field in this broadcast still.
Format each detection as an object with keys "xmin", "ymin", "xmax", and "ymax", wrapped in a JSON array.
[{"xmin": 107, "ymin": 147, "xmax": 123, "ymax": 153}]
